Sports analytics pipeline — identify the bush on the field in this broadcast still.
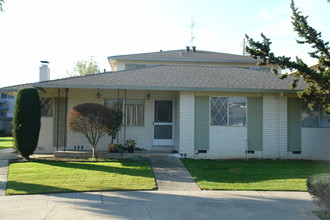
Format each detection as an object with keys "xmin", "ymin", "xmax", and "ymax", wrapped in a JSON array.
[
  {"xmin": 307, "ymin": 173, "xmax": 330, "ymax": 209},
  {"xmin": 67, "ymin": 103, "xmax": 114, "ymax": 158},
  {"xmin": 13, "ymin": 88, "xmax": 41, "ymax": 160}
]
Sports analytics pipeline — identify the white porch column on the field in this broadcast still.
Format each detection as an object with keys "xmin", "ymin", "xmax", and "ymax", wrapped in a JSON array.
[
  {"xmin": 263, "ymin": 94, "xmax": 288, "ymax": 159},
  {"xmin": 178, "ymin": 91, "xmax": 195, "ymax": 157}
]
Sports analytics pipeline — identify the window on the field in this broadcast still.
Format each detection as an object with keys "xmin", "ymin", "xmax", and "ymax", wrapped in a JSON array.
[
  {"xmin": 1, "ymin": 93, "xmax": 7, "ymax": 99},
  {"xmin": 105, "ymin": 99, "xmax": 144, "ymax": 126},
  {"xmin": 302, "ymin": 101, "xmax": 330, "ymax": 128},
  {"xmin": 228, "ymin": 97, "xmax": 247, "ymax": 126},
  {"xmin": 211, "ymin": 97, "xmax": 228, "ymax": 125},
  {"xmin": 125, "ymin": 64, "xmax": 147, "ymax": 70},
  {"xmin": 40, "ymin": 98, "xmax": 54, "ymax": 117},
  {"xmin": 211, "ymin": 97, "xmax": 246, "ymax": 126}
]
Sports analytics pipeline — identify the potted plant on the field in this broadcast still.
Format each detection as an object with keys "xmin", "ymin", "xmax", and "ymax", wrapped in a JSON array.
[
  {"xmin": 108, "ymin": 110, "xmax": 123, "ymax": 152},
  {"xmin": 125, "ymin": 139, "xmax": 136, "ymax": 153},
  {"xmin": 115, "ymin": 144, "xmax": 124, "ymax": 153}
]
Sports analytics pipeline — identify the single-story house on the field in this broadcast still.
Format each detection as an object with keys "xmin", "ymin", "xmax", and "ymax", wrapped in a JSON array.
[{"xmin": 2, "ymin": 48, "xmax": 330, "ymax": 160}]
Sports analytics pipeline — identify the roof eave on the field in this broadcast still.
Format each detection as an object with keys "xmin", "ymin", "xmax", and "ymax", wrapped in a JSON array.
[
  {"xmin": 0, "ymin": 88, "xmax": 18, "ymax": 93},
  {"xmin": 107, "ymin": 57, "xmax": 259, "ymax": 64},
  {"xmin": 31, "ymin": 83, "xmax": 301, "ymax": 94}
]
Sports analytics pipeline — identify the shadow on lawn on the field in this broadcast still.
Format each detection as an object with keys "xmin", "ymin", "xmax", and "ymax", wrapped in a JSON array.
[
  {"xmin": 6, "ymin": 181, "xmax": 76, "ymax": 195},
  {"xmin": 28, "ymin": 161, "xmax": 154, "ymax": 178},
  {"xmin": 6, "ymin": 179, "xmax": 155, "ymax": 195}
]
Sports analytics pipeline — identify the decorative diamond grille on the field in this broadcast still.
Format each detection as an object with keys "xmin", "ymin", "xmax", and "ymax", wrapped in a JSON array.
[
  {"xmin": 40, "ymin": 98, "xmax": 54, "ymax": 117},
  {"xmin": 211, "ymin": 97, "xmax": 228, "ymax": 125}
]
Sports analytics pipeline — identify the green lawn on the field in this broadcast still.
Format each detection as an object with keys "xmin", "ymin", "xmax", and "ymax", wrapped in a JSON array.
[
  {"xmin": 7, "ymin": 161, "xmax": 156, "ymax": 195},
  {"xmin": 0, "ymin": 136, "xmax": 14, "ymax": 150},
  {"xmin": 182, "ymin": 159, "xmax": 330, "ymax": 191}
]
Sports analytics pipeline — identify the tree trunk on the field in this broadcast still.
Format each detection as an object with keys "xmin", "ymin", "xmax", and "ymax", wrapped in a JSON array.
[{"xmin": 92, "ymin": 146, "xmax": 96, "ymax": 158}]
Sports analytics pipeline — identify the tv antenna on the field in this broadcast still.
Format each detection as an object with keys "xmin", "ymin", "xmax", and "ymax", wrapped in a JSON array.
[
  {"xmin": 190, "ymin": 17, "xmax": 196, "ymax": 47},
  {"xmin": 242, "ymin": 38, "xmax": 247, "ymax": 56}
]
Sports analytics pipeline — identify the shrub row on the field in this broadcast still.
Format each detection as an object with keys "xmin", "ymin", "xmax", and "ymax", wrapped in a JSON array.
[{"xmin": 307, "ymin": 173, "xmax": 330, "ymax": 209}]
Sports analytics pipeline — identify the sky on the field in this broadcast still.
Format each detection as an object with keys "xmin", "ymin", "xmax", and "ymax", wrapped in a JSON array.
[{"xmin": 0, "ymin": 0, "xmax": 329, "ymax": 87}]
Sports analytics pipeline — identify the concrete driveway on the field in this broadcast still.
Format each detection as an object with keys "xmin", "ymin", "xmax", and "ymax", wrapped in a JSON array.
[{"xmin": 0, "ymin": 190, "xmax": 321, "ymax": 220}]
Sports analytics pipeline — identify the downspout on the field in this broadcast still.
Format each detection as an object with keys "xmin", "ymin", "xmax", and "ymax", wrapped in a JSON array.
[
  {"xmin": 64, "ymin": 88, "xmax": 68, "ymax": 151},
  {"xmin": 124, "ymin": 89, "xmax": 127, "ymax": 145},
  {"xmin": 56, "ymin": 88, "xmax": 60, "ymax": 151},
  {"xmin": 261, "ymin": 93, "xmax": 264, "ymax": 159},
  {"xmin": 117, "ymin": 89, "xmax": 120, "ymax": 145},
  {"xmin": 276, "ymin": 93, "xmax": 283, "ymax": 159}
]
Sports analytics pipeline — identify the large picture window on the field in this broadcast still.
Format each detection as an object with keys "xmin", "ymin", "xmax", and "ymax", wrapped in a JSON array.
[
  {"xmin": 211, "ymin": 97, "xmax": 246, "ymax": 126},
  {"xmin": 302, "ymin": 101, "xmax": 330, "ymax": 128},
  {"xmin": 105, "ymin": 99, "xmax": 144, "ymax": 126}
]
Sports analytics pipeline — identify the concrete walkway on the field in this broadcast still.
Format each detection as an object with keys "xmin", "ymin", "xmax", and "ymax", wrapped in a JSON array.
[
  {"xmin": 150, "ymin": 156, "xmax": 201, "ymax": 191},
  {"xmin": 0, "ymin": 190, "xmax": 320, "ymax": 220},
  {"xmin": 0, "ymin": 148, "xmax": 21, "ymax": 196}
]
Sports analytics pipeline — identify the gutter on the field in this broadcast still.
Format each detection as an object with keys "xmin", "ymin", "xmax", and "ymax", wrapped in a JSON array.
[
  {"xmin": 31, "ymin": 83, "xmax": 302, "ymax": 94},
  {"xmin": 107, "ymin": 57, "xmax": 259, "ymax": 64}
]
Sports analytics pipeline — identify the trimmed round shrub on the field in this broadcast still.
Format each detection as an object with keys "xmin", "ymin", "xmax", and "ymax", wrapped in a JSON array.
[
  {"xmin": 307, "ymin": 173, "xmax": 330, "ymax": 209},
  {"xmin": 13, "ymin": 88, "xmax": 41, "ymax": 159}
]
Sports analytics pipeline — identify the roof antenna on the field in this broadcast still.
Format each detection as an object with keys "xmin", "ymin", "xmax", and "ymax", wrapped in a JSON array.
[
  {"xmin": 242, "ymin": 38, "xmax": 247, "ymax": 56},
  {"xmin": 190, "ymin": 16, "xmax": 196, "ymax": 48}
]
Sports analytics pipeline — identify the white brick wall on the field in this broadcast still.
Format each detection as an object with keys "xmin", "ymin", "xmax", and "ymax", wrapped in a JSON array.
[
  {"xmin": 262, "ymin": 94, "xmax": 288, "ymax": 159},
  {"xmin": 174, "ymin": 94, "xmax": 180, "ymax": 151},
  {"xmin": 178, "ymin": 91, "xmax": 195, "ymax": 157}
]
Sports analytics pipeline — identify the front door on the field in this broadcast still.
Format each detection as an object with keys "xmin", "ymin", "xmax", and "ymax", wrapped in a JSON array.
[{"xmin": 153, "ymin": 100, "xmax": 173, "ymax": 146}]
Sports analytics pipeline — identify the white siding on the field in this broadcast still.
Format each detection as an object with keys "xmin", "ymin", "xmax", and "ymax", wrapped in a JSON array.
[
  {"xmin": 67, "ymin": 89, "xmax": 177, "ymax": 151},
  {"xmin": 208, "ymin": 126, "xmax": 247, "ymax": 159},
  {"xmin": 288, "ymin": 128, "xmax": 330, "ymax": 161},
  {"xmin": 35, "ymin": 117, "xmax": 53, "ymax": 153}
]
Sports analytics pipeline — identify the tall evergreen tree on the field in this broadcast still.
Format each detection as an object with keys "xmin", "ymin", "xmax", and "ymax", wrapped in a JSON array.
[
  {"xmin": 246, "ymin": 0, "xmax": 330, "ymax": 112},
  {"xmin": 0, "ymin": 0, "xmax": 4, "ymax": 12},
  {"xmin": 13, "ymin": 88, "xmax": 41, "ymax": 160}
]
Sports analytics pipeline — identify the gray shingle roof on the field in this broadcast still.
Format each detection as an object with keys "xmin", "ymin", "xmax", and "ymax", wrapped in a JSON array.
[
  {"xmin": 31, "ymin": 65, "xmax": 305, "ymax": 93},
  {"xmin": 108, "ymin": 50, "xmax": 259, "ymax": 63},
  {"xmin": 1, "ymin": 83, "xmax": 34, "ymax": 92}
]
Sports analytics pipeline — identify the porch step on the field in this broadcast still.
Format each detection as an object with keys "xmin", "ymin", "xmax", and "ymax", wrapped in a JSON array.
[
  {"xmin": 151, "ymin": 145, "xmax": 176, "ymax": 152},
  {"xmin": 54, "ymin": 150, "xmax": 181, "ymax": 159}
]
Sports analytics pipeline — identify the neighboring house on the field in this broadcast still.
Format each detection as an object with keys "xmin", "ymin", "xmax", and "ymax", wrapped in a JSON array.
[
  {"xmin": 0, "ymin": 93, "xmax": 15, "ymax": 136},
  {"xmin": 0, "ymin": 93, "xmax": 15, "ymax": 118},
  {"xmin": 1, "ymin": 48, "xmax": 330, "ymax": 160}
]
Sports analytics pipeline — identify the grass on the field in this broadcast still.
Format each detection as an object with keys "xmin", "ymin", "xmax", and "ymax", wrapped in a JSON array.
[
  {"xmin": 7, "ymin": 160, "xmax": 156, "ymax": 195},
  {"xmin": 182, "ymin": 159, "xmax": 330, "ymax": 191},
  {"xmin": 314, "ymin": 211, "xmax": 330, "ymax": 220},
  {"xmin": 0, "ymin": 136, "xmax": 14, "ymax": 150}
]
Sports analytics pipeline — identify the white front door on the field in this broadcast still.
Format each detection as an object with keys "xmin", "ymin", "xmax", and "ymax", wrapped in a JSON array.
[{"xmin": 153, "ymin": 100, "xmax": 174, "ymax": 146}]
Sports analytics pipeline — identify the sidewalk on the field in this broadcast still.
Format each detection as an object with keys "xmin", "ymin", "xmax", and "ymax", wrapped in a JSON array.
[{"xmin": 0, "ymin": 190, "xmax": 320, "ymax": 220}]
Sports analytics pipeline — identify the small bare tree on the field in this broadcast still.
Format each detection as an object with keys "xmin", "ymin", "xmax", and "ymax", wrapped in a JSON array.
[{"xmin": 67, "ymin": 103, "xmax": 114, "ymax": 158}]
